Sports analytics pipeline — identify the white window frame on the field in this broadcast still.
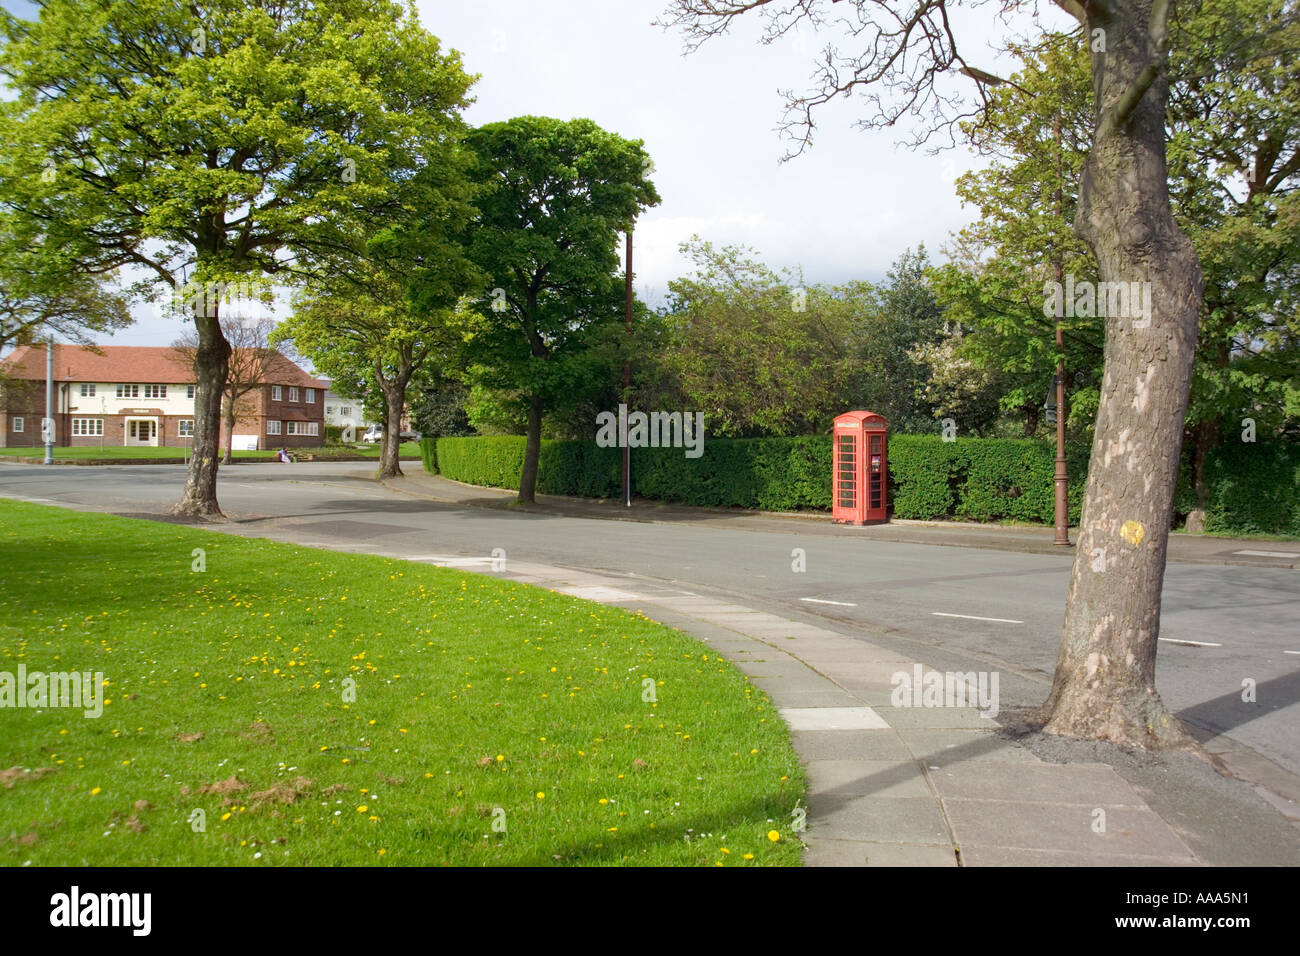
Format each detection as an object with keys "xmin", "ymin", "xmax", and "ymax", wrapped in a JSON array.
[
  {"xmin": 80, "ymin": 383, "xmax": 96, "ymax": 397},
  {"xmin": 271, "ymin": 385, "xmax": 281, "ymax": 401},
  {"xmin": 116, "ymin": 384, "xmax": 140, "ymax": 399},
  {"xmin": 339, "ymin": 406, "xmax": 352, "ymax": 417},
  {"xmin": 143, "ymin": 384, "xmax": 167, "ymax": 399},
  {"xmin": 267, "ymin": 420, "xmax": 281, "ymax": 435},
  {"xmin": 288, "ymin": 387, "xmax": 299, "ymax": 403},
  {"xmin": 72, "ymin": 418, "xmax": 104, "ymax": 437},
  {"xmin": 305, "ymin": 388, "xmax": 315, "ymax": 403},
  {"xmin": 13, "ymin": 416, "xmax": 24, "ymax": 433},
  {"xmin": 306, "ymin": 422, "xmax": 319, "ymax": 436},
  {"xmin": 178, "ymin": 420, "xmax": 194, "ymax": 437},
  {"xmin": 186, "ymin": 385, "xmax": 196, "ymax": 399}
]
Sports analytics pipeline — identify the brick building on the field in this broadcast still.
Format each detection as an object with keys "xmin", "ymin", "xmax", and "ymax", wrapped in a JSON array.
[{"xmin": 0, "ymin": 345, "xmax": 326, "ymax": 450}]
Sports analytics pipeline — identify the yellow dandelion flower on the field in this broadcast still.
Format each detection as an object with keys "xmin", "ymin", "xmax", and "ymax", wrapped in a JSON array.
[{"xmin": 767, "ymin": 830, "xmax": 780, "ymax": 842}]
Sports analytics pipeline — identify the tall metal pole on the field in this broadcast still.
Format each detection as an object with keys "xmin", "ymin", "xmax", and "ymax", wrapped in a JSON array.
[
  {"xmin": 1052, "ymin": 112, "xmax": 1070, "ymax": 546},
  {"xmin": 43, "ymin": 337, "xmax": 54, "ymax": 465},
  {"xmin": 622, "ymin": 229, "xmax": 633, "ymax": 507}
]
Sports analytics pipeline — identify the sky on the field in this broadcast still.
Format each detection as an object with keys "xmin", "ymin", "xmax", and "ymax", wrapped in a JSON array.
[{"xmin": 7, "ymin": 0, "xmax": 1077, "ymax": 350}]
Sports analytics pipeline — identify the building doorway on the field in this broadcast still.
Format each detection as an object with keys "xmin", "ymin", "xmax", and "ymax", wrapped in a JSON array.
[{"xmin": 125, "ymin": 418, "xmax": 158, "ymax": 447}]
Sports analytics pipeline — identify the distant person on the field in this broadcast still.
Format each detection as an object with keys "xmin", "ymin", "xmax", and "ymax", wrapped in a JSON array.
[{"xmin": 277, "ymin": 447, "xmax": 294, "ymax": 464}]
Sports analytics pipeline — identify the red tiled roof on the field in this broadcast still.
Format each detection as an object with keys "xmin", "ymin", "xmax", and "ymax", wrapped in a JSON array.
[{"xmin": 0, "ymin": 345, "xmax": 325, "ymax": 389}]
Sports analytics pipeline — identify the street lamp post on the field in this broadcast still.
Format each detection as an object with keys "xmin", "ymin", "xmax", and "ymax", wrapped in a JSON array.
[
  {"xmin": 1044, "ymin": 367, "xmax": 1070, "ymax": 546},
  {"xmin": 43, "ymin": 337, "xmax": 54, "ymax": 465},
  {"xmin": 622, "ymin": 228, "xmax": 633, "ymax": 508}
]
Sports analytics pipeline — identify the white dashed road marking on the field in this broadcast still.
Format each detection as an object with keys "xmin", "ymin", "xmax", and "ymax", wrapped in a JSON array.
[
  {"xmin": 1158, "ymin": 638, "xmax": 1223, "ymax": 648},
  {"xmin": 800, "ymin": 598, "xmax": 858, "ymax": 607},
  {"xmin": 931, "ymin": 612, "xmax": 1023, "ymax": 624}
]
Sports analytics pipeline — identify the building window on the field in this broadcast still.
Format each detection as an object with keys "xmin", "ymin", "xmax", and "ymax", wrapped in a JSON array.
[
  {"xmin": 143, "ymin": 384, "xmax": 167, "ymax": 399},
  {"xmin": 306, "ymin": 422, "xmax": 319, "ymax": 436},
  {"xmin": 116, "ymin": 384, "xmax": 140, "ymax": 399},
  {"xmin": 325, "ymin": 405, "xmax": 336, "ymax": 415},
  {"xmin": 186, "ymin": 385, "xmax": 196, "ymax": 399},
  {"xmin": 178, "ymin": 420, "xmax": 194, "ymax": 437},
  {"xmin": 13, "ymin": 416, "xmax": 24, "ymax": 433},
  {"xmin": 267, "ymin": 420, "xmax": 281, "ymax": 435},
  {"xmin": 80, "ymin": 384, "xmax": 96, "ymax": 397},
  {"xmin": 271, "ymin": 386, "xmax": 281, "ymax": 401},
  {"xmin": 72, "ymin": 418, "xmax": 104, "ymax": 437},
  {"xmin": 305, "ymin": 388, "xmax": 315, "ymax": 403},
  {"xmin": 286, "ymin": 421, "xmax": 299, "ymax": 435},
  {"xmin": 288, "ymin": 387, "xmax": 299, "ymax": 402},
  {"xmin": 339, "ymin": 406, "xmax": 352, "ymax": 417}
]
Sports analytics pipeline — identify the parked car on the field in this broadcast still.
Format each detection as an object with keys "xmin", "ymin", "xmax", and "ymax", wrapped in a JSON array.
[{"xmin": 361, "ymin": 424, "xmax": 420, "ymax": 443}]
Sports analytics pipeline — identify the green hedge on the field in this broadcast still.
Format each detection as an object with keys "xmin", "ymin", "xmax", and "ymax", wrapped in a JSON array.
[
  {"xmin": 419, "ymin": 436, "xmax": 437, "ymax": 474},
  {"xmin": 433, "ymin": 433, "xmax": 1086, "ymax": 522},
  {"xmin": 1190, "ymin": 440, "xmax": 1300, "ymax": 536},
  {"xmin": 429, "ymin": 432, "xmax": 1296, "ymax": 534}
]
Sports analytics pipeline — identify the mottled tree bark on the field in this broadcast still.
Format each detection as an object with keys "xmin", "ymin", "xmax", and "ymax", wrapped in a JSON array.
[
  {"xmin": 1041, "ymin": 0, "xmax": 1204, "ymax": 748},
  {"xmin": 172, "ymin": 307, "xmax": 231, "ymax": 517}
]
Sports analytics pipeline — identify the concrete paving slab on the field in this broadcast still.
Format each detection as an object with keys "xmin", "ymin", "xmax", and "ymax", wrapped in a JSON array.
[
  {"xmin": 806, "ymin": 794, "xmax": 953, "ymax": 845},
  {"xmin": 877, "ymin": 706, "xmax": 1002, "ymax": 729},
  {"xmin": 765, "ymin": 690, "xmax": 866, "ymax": 709},
  {"xmin": 946, "ymin": 801, "xmax": 1196, "ymax": 858},
  {"xmin": 780, "ymin": 706, "xmax": 891, "ymax": 731},
  {"xmin": 960, "ymin": 845, "xmax": 1202, "ymax": 867},
  {"xmin": 803, "ymin": 839, "xmax": 958, "ymax": 867},
  {"xmin": 793, "ymin": 730, "xmax": 917, "ymax": 761},
  {"xmin": 932, "ymin": 761, "xmax": 1148, "ymax": 805},
  {"xmin": 895, "ymin": 729, "xmax": 1045, "ymax": 765},
  {"xmin": 806, "ymin": 759, "xmax": 933, "ymax": 798}
]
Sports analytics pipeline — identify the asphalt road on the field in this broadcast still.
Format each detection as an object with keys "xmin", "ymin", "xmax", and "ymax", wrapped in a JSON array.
[{"xmin": 3, "ymin": 461, "xmax": 1298, "ymax": 778}]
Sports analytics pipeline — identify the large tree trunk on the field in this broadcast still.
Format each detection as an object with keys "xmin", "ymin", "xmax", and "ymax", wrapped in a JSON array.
[
  {"xmin": 1041, "ymin": 1, "xmax": 1204, "ymax": 749},
  {"xmin": 518, "ymin": 393, "xmax": 544, "ymax": 503},
  {"xmin": 377, "ymin": 365, "xmax": 412, "ymax": 480},
  {"xmin": 172, "ymin": 309, "xmax": 231, "ymax": 517}
]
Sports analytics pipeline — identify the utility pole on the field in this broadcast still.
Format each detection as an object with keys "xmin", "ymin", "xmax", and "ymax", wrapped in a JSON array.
[
  {"xmin": 622, "ymin": 229, "xmax": 633, "ymax": 507},
  {"xmin": 1051, "ymin": 111, "xmax": 1070, "ymax": 546},
  {"xmin": 43, "ymin": 337, "xmax": 54, "ymax": 465}
]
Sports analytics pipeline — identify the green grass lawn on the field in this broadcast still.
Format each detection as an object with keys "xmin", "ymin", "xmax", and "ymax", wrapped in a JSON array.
[
  {"xmin": 0, "ymin": 500, "xmax": 804, "ymax": 866},
  {"xmin": 0, "ymin": 443, "xmax": 422, "ymax": 460}
]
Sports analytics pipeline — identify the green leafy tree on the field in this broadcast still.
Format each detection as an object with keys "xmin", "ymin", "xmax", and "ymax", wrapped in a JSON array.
[
  {"xmin": 0, "ymin": 0, "xmax": 474, "ymax": 514},
  {"xmin": 463, "ymin": 116, "xmax": 659, "ymax": 502},
  {"xmin": 662, "ymin": 237, "xmax": 860, "ymax": 436},
  {"xmin": 1166, "ymin": 0, "xmax": 1300, "ymax": 512},
  {"xmin": 0, "ymin": 216, "xmax": 132, "ymax": 358}
]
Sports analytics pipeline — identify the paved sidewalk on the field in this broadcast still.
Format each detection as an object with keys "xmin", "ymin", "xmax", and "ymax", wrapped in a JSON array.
[{"xmin": 384, "ymin": 470, "xmax": 1300, "ymax": 570}]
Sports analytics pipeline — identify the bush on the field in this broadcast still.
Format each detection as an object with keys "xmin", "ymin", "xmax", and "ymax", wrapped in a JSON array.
[{"xmin": 325, "ymin": 424, "xmax": 345, "ymax": 444}]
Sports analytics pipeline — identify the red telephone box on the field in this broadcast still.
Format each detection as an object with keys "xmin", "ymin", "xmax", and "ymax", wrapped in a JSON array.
[{"xmin": 832, "ymin": 411, "xmax": 887, "ymax": 525}]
